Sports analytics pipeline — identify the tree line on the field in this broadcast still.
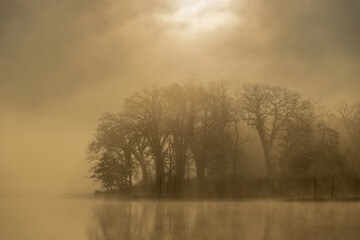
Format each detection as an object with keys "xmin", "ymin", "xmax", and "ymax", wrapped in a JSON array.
[{"xmin": 87, "ymin": 81, "xmax": 360, "ymax": 195}]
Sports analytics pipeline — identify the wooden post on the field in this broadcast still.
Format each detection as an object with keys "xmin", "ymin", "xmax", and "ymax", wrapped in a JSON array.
[
  {"xmin": 173, "ymin": 177, "xmax": 176, "ymax": 197},
  {"xmin": 314, "ymin": 177, "xmax": 317, "ymax": 200},
  {"xmin": 356, "ymin": 170, "xmax": 359, "ymax": 195},
  {"xmin": 159, "ymin": 177, "xmax": 162, "ymax": 196},
  {"xmin": 355, "ymin": 168, "xmax": 359, "ymax": 197},
  {"xmin": 331, "ymin": 177, "xmax": 334, "ymax": 199},
  {"xmin": 258, "ymin": 177, "xmax": 261, "ymax": 197},
  {"xmin": 356, "ymin": 170, "xmax": 358, "ymax": 186},
  {"xmin": 271, "ymin": 178, "xmax": 274, "ymax": 197}
]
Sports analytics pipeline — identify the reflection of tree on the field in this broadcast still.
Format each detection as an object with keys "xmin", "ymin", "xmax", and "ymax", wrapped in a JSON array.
[
  {"xmin": 87, "ymin": 201, "xmax": 282, "ymax": 240},
  {"xmin": 88, "ymin": 202, "xmax": 150, "ymax": 240},
  {"xmin": 86, "ymin": 200, "xmax": 360, "ymax": 240},
  {"xmin": 150, "ymin": 203, "xmax": 166, "ymax": 240},
  {"xmin": 262, "ymin": 213, "xmax": 271, "ymax": 240}
]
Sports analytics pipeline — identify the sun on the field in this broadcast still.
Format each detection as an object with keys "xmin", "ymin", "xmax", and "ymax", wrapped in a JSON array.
[{"xmin": 160, "ymin": 0, "xmax": 237, "ymax": 35}]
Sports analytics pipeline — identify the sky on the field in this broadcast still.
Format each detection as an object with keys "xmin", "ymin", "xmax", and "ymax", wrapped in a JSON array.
[{"xmin": 0, "ymin": 0, "xmax": 359, "ymax": 195}]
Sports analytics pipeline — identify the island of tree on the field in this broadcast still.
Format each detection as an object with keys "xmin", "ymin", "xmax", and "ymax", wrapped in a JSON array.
[{"xmin": 87, "ymin": 81, "xmax": 360, "ymax": 198}]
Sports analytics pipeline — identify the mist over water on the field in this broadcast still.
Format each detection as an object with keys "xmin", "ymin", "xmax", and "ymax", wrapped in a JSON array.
[
  {"xmin": 1, "ymin": 0, "xmax": 360, "ymax": 196},
  {"xmin": 1, "ymin": 197, "xmax": 360, "ymax": 240},
  {"xmin": 1, "ymin": 0, "xmax": 360, "ymax": 239}
]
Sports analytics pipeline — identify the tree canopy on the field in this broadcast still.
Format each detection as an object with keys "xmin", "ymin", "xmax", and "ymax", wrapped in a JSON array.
[{"xmin": 87, "ymin": 81, "xmax": 355, "ymax": 194}]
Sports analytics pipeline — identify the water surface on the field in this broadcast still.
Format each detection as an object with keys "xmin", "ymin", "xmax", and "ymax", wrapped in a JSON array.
[{"xmin": 1, "ymin": 196, "xmax": 360, "ymax": 240}]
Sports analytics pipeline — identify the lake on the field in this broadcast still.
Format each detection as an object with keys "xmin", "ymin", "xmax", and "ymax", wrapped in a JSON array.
[{"xmin": 1, "ymin": 196, "xmax": 360, "ymax": 240}]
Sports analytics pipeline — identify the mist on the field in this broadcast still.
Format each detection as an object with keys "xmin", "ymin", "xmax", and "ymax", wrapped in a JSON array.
[{"xmin": 1, "ymin": 0, "xmax": 359, "ymax": 196}]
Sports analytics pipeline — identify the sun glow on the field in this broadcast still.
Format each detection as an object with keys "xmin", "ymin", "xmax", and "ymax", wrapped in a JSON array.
[{"xmin": 160, "ymin": 0, "xmax": 237, "ymax": 35}]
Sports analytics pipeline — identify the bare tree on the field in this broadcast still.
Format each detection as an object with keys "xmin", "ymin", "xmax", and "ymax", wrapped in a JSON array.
[
  {"xmin": 123, "ymin": 87, "xmax": 168, "ymax": 191},
  {"xmin": 206, "ymin": 81, "xmax": 236, "ymax": 177},
  {"xmin": 236, "ymin": 83, "xmax": 312, "ymax": 176},
  {"xmin": 87, "ymin": 112, "xmax": 137, "ymax": 190},
  {"xmin": 338, "ymin": 103, "xmax": 360, "ymax": 170},
  {"xmin": 129, "ymin": 134, "xmax": 150, "ymax": 184},
  {"xmin": 186, "ymin": 83, "xmax": 212, "ymax": 183},
  {"xmin": 163, "ymin": 83, "xmax": 192, "ymax": 192},
  {"xmin": 186, "ymin": 82, "xmax": 236, "ymax": 182},
  {"xmin": 338, "ymin": 103, "xmax": 360, "ymax": 143}
]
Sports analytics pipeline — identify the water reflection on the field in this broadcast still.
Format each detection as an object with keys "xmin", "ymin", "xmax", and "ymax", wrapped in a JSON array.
[
  {"xmin": 2, "ymin": 198, "xmax": 360, "ymax": 240},
  {"xmin": 87, "ymin": 200, "xmax": 360, "ymax": 240}
]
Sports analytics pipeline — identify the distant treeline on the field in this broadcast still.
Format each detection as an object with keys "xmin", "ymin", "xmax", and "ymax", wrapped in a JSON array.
[{"xmin": 87, "ymin": 81, "xmax": 360, "ymax": 196}]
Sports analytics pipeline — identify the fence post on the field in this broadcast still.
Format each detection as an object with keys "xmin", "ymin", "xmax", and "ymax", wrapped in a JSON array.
[
  {"xmin": 331, "ymin": 177, "xmax": 334, "ymax": 199},
  {"xmin": 173, "ymin": 177, "xmax": 176, "ymax": 197},
  {"xmin": 314, "ymin": 177, "xmax": 317, "ymax": 200},
  {"xmin": 258, "ymin": 177, "xmax": 261, "ymax": 197},
  {"xmin": 356, "ymin": 171, "xmax": 359, "ymax": 196},
  {"xmin": 159, "ymin": 177, "xmax": 162, "ymax": 196}
]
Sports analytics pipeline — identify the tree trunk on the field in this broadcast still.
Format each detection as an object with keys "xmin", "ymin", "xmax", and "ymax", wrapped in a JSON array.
[
  {"xmin": 154, "ymin": 145, "xmax": 164, "ymax": 193},
  {"xmin": 175, "ymin": 138, "xmax": 186, "ymax": 194},
  {"xmin": 175, "ymin": 152, "xmax": 185, "ymax": 194},
  {"xmin": 195, "ymin": 156, "xmax": 206, "ymax": 183},
  {"xmin": 233, "ymin": 120, "xmax": 239, "ymax": 179},
  {"xmin": 126, "ymin": 151, "xmax": 132, "ymax": 187},
  {"xmin": 132, "ymin": 151, "xmax": 149, "ymax": 184},
  {"xmin": 196, "ymin": 164, "xmax": 205, "ymax": 183},
  {"xmin": 139, "ymin": 160, "xmax": 149, "ymax": 184},
  {"xmin": 257, "ymin": 127, "xmax": 272, "ymax": 177},
  {"xmin": 263, "ymin": 147, "xmax": 272, "ymax": 177}
]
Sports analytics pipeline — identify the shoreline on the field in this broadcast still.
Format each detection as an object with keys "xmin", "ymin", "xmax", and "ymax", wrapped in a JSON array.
[{"xmin": 91, "ymin": 192, "xmax": 360, "ymax": 202}]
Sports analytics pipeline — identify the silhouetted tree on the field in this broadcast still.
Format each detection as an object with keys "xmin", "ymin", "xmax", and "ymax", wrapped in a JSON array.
[
  {"xmin": 123, "ymin": 87, "xmax": 168, "ymax": 191},
  {"xmin": 87, "ymin": 81, "xmax": 352, "ymax": 196},
  {"xmin": 163, "ymin": 83, "xmax": 193, "ymax": 192},
  {"xmin": 206, "ymin": 81, "xmax": 236, "ymax": 177},
  {"xmin": 279, "ymin": 116, "xmax": 315, "ymax": 175},
  {"xmin": 87, "ymin": 113, "xmax": 137, "ymax": 190},
  {"xmin": 236, "ymin": 83, "xmax": 312, "ymax": 176},
  {"xmin": 338, "ymin": 103, "xmax": 360, "ymax": 171},
  {"xmin": 312, "ymin": 122, "xmax": 344, "ymax": 176},
  {"xmin": 279, "ymin": 117, "xmax": 344, "ymax": 176}
]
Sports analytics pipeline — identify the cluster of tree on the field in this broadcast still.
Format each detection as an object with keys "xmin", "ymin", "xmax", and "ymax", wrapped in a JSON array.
[{"xmin": 87, "ymin": 81, "xmax": 360, "ymax": 194}]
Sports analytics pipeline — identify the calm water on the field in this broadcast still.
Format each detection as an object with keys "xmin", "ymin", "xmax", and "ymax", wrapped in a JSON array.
[{"xmin": 1, "ymin": 197, "xmax": 360, "ymax": 240}]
